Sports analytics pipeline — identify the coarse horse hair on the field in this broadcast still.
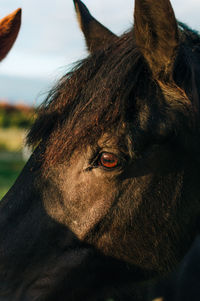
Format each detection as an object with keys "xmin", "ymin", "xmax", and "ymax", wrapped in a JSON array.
[{"xmin": 27, "ymin": 24, "xmax": 200, "ymax": 169}]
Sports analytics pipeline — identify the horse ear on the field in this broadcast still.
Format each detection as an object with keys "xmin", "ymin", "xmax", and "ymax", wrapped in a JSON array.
[
  {"xmin": 0, "ymin": 8, "xmax": 21, "ymax": 61},
  {"xmin": 73, "ymin": 0, "xmax": 117, "ymax": 53},
  {"xmin": 134, "ymin": 0, "xmax": 179, "ymax": 80}
]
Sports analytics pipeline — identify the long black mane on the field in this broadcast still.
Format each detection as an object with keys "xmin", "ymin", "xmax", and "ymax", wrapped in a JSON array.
[
  {"xmin": 27, "ymin": 25, "xmax": 200, "ymax": 168},
  {"xmin": 27, "ymin": 31, "xmax": 148, "ymax": 166}
]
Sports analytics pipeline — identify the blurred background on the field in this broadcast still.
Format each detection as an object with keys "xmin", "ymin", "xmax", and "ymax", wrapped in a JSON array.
[{"xmin": 0, "ymin": 0, "xmax": 200, "ymax": 198}]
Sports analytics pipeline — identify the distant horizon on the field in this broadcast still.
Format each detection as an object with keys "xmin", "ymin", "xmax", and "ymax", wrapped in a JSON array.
[
  {"xmin": 0, "ymin": 74, "xmax": 51, "ymax": 105},
  {"xmin": 0, "ymin": 100, "xmax": 34, "ymax": 109}
]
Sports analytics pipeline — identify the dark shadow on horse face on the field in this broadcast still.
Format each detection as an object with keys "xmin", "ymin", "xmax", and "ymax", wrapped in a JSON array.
[
  {"xmin": 0, "ymin": 148, "xmax": 152, "ymax": 301},
  {"xmin": 41, "ymin": 109, "xmax": 200, "ymax": 274},
  {"xmin": 0, "ymin": 123, "xmax": 200, "ymax": 301}
]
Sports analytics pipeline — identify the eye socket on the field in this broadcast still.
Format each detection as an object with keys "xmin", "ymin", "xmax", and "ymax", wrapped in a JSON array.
[{"xmin": 98, "ymin": 152, "xmax": 119, "ymax": 169}]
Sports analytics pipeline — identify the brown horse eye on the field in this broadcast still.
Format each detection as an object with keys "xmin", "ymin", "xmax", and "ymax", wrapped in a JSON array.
[{"xmin": 98, "ymin": 152, "xmax": 119, "ymax": 169}]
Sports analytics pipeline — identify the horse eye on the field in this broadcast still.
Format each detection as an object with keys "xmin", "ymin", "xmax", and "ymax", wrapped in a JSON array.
[{"xmin": 98, "ymin": 152, "xmax": 119, "ymax": 169}]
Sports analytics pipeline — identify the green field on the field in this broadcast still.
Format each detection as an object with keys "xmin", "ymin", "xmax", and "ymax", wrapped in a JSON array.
[
  {"xmin": 0, "ymin": 151, "xmax": 25, "ymax": 199},
  {"xmin": 0, "ymin": 106, "xmax": 33, "ymax": 199},
  {"xmin": 0, "ymin": 128, "xmax": 26, "ymax": 151},
  {"xmin": 0, "ymin": 128, "xmax": 27, "ymax": 199}
]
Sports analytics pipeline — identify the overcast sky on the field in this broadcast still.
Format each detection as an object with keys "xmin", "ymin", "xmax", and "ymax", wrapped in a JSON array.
[{"xmin": 0, "ymin": 0, "xmax": 200, "ymax": 104}]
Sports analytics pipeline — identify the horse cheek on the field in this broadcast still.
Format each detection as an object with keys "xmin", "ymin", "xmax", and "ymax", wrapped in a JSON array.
[{"xmin": 43, "ymin": 163, "xmax": 119, "ymax": 242}]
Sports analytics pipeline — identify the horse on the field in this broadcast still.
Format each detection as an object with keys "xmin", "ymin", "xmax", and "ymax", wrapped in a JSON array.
[
  {"xmin": 0, "ymin": 8, "xmax": 21, "ymax": 61},
  {"xmin": 1, "ymin": 0, "xmax": 200, "ymax": 300}
]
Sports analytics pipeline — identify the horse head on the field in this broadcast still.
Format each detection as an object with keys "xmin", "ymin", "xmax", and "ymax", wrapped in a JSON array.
[{"xmin": 1, "ymin": 1, "xmax": 200, "ymax": 300}]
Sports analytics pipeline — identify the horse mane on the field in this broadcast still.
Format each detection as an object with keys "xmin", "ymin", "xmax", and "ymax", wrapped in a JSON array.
[
  {"xmin": 27, "ymin": 25, "xmax": 200, "ymax": 167},
  {"xmin": 174, "ymin": 23, "xmax": 200, "ymax": 115}
]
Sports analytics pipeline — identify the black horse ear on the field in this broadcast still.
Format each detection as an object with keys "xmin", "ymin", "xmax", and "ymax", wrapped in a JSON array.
[
  {"xmin": 0, "ymin": 8, "xmax": 21, "ymax": 61},
  {"xmin": 73, "ymin": 0, "xmax": 117, "ymax": 53},
  {"xmin": 134, "ymin": 0, "xmax": 179, "ymax": 80}
]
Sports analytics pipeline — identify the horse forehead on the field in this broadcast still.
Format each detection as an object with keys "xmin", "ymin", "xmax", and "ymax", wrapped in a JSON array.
[{"xmin": 98, "ymin": 127, "xmax": 127, "ymax": 144}]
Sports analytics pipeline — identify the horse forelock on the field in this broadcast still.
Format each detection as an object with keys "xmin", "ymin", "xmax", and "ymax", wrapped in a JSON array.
[{"xmin": 27, "ymin": 26, "xmax": 200, "ymax": 169}]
